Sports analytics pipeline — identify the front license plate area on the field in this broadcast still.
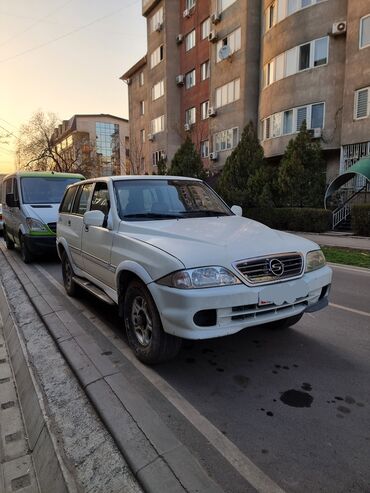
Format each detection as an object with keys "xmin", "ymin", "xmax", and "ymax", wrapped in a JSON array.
[{"xmin": 258, "ymin": 279, "xmax": 309, "ymax": 306}]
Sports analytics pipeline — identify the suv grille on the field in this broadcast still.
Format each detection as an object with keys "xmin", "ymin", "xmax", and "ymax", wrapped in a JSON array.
[
  {"xmin": 234, "ymin": 253, "xmax": 303, "ymax": 285},
  {"xmin": 47, "ymin": 222, "xmax": 57, "ymax": 233}
]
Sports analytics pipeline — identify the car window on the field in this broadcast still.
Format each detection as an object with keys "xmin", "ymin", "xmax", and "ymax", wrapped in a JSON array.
[
  {"xmin": 72, "ymin": 183, "xmax": 93, "ymax": 215},
  {"xmin": 90, "ymin": 182, "xmax": 110, "ymax": 217},
  {"xmin": 60, "ymin": 186, "xmax": 78, "ymax": 213}
]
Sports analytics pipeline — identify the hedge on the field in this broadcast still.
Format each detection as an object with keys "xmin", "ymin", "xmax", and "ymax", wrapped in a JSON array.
[
  {"xmin": 245, "ymin": 208, "xmax": 331, "ymax": 233},
  {"xmin": 352, "ymin": 204, "xmax": 370, "ymax": 236}
]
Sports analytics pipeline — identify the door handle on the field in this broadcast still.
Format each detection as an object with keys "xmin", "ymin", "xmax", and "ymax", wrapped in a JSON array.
[
  {"xmin": 68, "ymin": 220, "xmax": 71, "ymax": 226},
  {"xmin": 84, "ymin": 225, "xmax": 89, "ymax": 232}
]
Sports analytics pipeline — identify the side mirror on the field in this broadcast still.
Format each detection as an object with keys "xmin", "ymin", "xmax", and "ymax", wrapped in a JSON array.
[
  {"xmin": 231, "ymin": 205, "xmax": 243, "ymax": 217},
  {"xmin": 83, "ymin": 210, "xmax": 105, "ymax": 227},
  {"xmin": 6, "ymin": 193, "xmax": 19, "ymax": 208}
]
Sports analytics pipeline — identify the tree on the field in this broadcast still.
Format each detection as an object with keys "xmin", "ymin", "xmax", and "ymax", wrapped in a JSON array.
[
  {"xmin": 156, "ymin": 156, "xmax": 167, "ymax": 175},
  {"xmin": 169, "ymin": 137, "xmax": 206, "ymax": 179},
  {"xmin": 217, "ymin": 122, "xmax": 274, "ymax": 208},
  {"xmin": 278, "ymin": 123, "xmax": 326, "ymax": 208}
]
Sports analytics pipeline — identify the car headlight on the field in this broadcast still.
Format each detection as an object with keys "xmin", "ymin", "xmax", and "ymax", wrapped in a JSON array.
[
  {"xmin": 26, "ymin": 217, "xmax": 48, "ymax": 232},
  {"xmin": 157, "ymin": 266, "xmax": 242, "ymax": 289},
  {"xmin": 306, "ymin": 249, "xmax": 326, "ymax": 272}
]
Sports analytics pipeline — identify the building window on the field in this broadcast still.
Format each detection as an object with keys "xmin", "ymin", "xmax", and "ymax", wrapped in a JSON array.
[
  {"xmin": 354, "ymin": 87, "xmax": 370, "ymax": 119},
  {"xmin": 95, "ymin": 122, "xmax": 120, "ymax": 176},
  {"xmin": 264, "ymin": 36, "xmax": 328, "ymax": 87},
  {"xmin": 140, "ymin": 101, "xmax": 145, "ymax": 115},
  {"xmin": 262, "ymin": 102, "xmax": 325, "ymax": 140},
  {"xmin": 140, "ymin": 129, "xmax": 145, "ymax": 143},
  {"xmin": 185, "ymin": 69, "xmax": 196, "ymax": 89},
  {"xmin": 265, "ymin": 2, "xmax": 276, "ymax": 31},
  {"xmin": 150, "ymin": 45, "xmax": 164, "ymax": 68},
  {"xmin": 216, "ymin": 27, "xmax": 241, "ymax": 62},
  {"xmin": 150, "ymin": 6, "xmax": 164, "ymax": 32},
  {"xmin": 214, "ymin": 127, "xmax": 239, "ymax": 152},
  {"xmin": 200, "ymin": 140, "xmax": 209, "ymax": 158},
  {"xmin": 185, "ymin": 29, "xmax": 196, "ymax": 51},
  {"xmin": 264, "ymin": 0, "xmax": 326, "ymax": 31},
  {"xmin": 360, "ymin": 14, "xmax": 370, "ymax": 49},
  {"xmin": 185, "ymin": 107, "xmax": 196, "ymax": 125},
  {"xmin": 201, "ymin": 18, "xmax": 211, "ymax": 39},
  {"xmin": 201, "ymin": 101, "xmax": 209, "ymax": 120},
  {"xmin": 152, "ymin": 150, "xmax": 164, "ymax": 167},
  {"xmin": 201, "ymin": 60, "xmax": 210, "ymax": 80},
  {"xmin": 151, "ymin": 115, "xmax": 165, "ymax": 134},
  {"xmin": 139, "ymin": 72, "xmax": 144, "ymax": 86},
  {"xmin": 186, "ymin": 0, "xmax": 196, "ymax": 9},
  {"xmin": 218, "ymin": 0, "xmax": 237, "ymax": 13},
  {"xmin": 215, "ymin": 78, "xmax": 240, "ymax": 108},
  {"xmin": 152, "ymin": 80, "xmax": 164, "ymax": 100}
]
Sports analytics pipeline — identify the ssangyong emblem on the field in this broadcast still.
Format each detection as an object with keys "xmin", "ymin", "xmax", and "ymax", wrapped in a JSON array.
[{"xmin": 269, "ymin": 258, "xmax": 284, "ymax": 276}]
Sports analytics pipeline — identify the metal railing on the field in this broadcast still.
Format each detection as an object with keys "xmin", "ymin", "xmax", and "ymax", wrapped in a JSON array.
[{"xmin": 332, "ymin": 184, "xmax": 367, "ymax": 229}]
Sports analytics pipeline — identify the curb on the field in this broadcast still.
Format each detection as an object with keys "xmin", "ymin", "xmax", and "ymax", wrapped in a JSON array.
[{"xmin": 0, "ymin": 282, "xmax": 78, "ymax": 493}]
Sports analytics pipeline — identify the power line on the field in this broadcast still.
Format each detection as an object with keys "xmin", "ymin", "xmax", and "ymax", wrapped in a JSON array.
[
  {"xmin": 0, "ymin": 146, "xmax": 14, "ymax": 154},
  {"xmin": 0, "ymin": 124, "xmax": 18, "ymax": 139},
  {"xmin": 0, "ymin": 0, "xmax": 140, "ymax": 64},
  {"xmin": 0, "ymin": 118, "xmax": 19, "ymax": 131},
  {"xmin": 0, "ymin": 0, "xmax": 74, "ymax": 48}
]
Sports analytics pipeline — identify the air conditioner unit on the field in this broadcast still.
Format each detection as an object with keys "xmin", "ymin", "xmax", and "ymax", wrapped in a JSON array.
[
  {"xmin": 184, "ymin": 123, "xmax": 191, "ymax": 132},
  {"xmin": 183, "ymin": 8, "xmax": 190, "ymax": 18},
  {"xmin": 311, "ymin": 128, "xmax": 322, "ymax": 139},
  {"xmin": 148, "ymin": 133, "xmax": 154, "ymax": 141},
  {"xmin": 155, "ymin": 22, "xmax": 163, "ymax": 32},
  {"xmin": 209, "ymin": 152, "xmax": 219, "ymax": 161},
  {"xmin": 208, "ymin": 31, "xmax": 218, "ymax": 43},
  {"xmin": 176, "ymin": 74, "xmax": 184, "ymax": 85},
  {"xmin": 208, "ymin": 107, "xmax": 217, "ymax": 117},
  {"xmin": 332, "ymin": 21, "xmax": 347, "ymax": 35},
  {"xmin": 176, "ymin": 34, "xmax": 183, "ymax": 44},
  {"xmin": 211, "ymin": 12, "xmax": 221, "ymax": 24}
]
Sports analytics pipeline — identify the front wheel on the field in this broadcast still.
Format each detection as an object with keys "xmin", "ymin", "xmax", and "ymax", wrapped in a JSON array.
[
  {"xmin": 19, "ymin": 234, "xmax": 33, "ymax": 264},
  {"xmin": 124, "ymin": 280, "xmax": 182, "ymax": 364},
  {"xmin": 61, "ymin": 253, "xmax": 79, "ymax": 297},
  {"xmin": 263, "ymin": 313, "xmax": 304, "ymax": 330}
]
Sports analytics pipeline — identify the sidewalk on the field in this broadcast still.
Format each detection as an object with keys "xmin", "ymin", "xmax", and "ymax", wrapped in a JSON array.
[{"xmin": 290, "ymin": 232, "xmax": 370, "ymax": 251}]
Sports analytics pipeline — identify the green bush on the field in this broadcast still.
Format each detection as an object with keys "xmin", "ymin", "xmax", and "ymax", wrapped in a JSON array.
[
  {"xmin": 245, "ymin": 208, "xmax": 331, "ymax": 233},
  {"xmin": 352, "ymin": 204, "xmax": 370, "ymax": 236}
]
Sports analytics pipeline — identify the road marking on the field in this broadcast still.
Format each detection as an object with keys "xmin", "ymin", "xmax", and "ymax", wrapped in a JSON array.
[
  {"xmin": 329, "ymin": 303, "xmax": 370, "ymax": 318},
  {"xmin": 33, "ymin": 263, "xmax": 286, "ymax": 493},
  {"xmin": 329, "ymin": 263, "xmax": 370, "ymax": 274}
]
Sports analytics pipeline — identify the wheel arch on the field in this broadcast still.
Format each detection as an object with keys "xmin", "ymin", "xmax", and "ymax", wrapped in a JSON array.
[{"xmin": 116, "ymin": 261, "xmax": 153, "ymax": 317}]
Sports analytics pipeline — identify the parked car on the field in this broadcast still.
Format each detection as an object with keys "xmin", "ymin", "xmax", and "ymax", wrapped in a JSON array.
[
  {"xmin": 2, "ymin": 171, "xmax": 84, "ymax": 263},
  {"xmin": 0, "ymin": 203, "xmax": 3, "ymax": 234},
  {"xmin": 57, "ymin": 176, "xmax": 332, "ymax": 364}
]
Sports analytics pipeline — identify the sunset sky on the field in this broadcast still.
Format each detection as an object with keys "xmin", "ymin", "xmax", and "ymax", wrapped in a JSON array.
[{"xmin": 0, "ymin": 0, "xmax": 146, "ymax": 174}]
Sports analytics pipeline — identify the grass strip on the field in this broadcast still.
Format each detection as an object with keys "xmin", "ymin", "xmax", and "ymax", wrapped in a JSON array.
[{"xmin": 321, "ymin": 246, "xmax": 370, "ymax": 269}]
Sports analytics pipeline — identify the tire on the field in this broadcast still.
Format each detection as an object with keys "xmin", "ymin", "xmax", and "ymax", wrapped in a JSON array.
[
  {"xmin": 4, "ymin": 227, "xmax": 14, "ymax": 250},
  {"xmin": 19, "ymin": 234, "xmax": 33, "ymax": 264},
  {"xmin": 263, "ymin": 313, "xmax": 304, "ymax": 330},
  {"xmin": 61, "ymin": 253, "xmax": 79, "ymax": 297},
  {"xmin": 124, "ymin": 280, "xmax": 182, "ymax": 364}
]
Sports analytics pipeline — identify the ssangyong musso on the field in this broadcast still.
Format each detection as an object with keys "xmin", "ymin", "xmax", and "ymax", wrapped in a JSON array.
[{"xmin": 57, "ymin": 176, "xmax": 332, "ymax": 364}]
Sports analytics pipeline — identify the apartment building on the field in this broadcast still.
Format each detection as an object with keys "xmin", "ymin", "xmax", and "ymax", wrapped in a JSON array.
[
  {"xmin": 122, "ymin": 0, "xmax": 370, "ymax": 185},
  {"xmin": 52, "ymin": 114, "xmax": 129, "ymax": 178}
]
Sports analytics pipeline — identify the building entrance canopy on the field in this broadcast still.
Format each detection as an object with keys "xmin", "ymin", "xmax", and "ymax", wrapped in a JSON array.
[{"xmin": 324, "ymin": 157, "xmax": 370, "ymax": 208}]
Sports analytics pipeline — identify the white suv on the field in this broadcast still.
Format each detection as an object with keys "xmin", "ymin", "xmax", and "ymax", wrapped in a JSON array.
[{"xmin": 57, "ymin": 176, "xmax": 332, "ymax": 364}]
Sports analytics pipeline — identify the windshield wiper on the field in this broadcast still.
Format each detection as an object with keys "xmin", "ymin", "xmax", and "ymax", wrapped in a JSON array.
[
  {"xmin": 123, "ymin": 212, "xmax": 183, "ymax": 219},
  {"xmin": 181, "ymin": 210, "xmax": 229, "ymax": 216}
]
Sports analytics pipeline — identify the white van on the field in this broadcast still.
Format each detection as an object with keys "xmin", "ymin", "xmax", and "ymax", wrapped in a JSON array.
[{"xmin": 3, "ymin": 171, "xmax": 84, "ymax": 263}]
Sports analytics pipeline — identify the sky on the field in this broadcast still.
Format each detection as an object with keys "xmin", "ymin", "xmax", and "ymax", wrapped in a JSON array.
[{"xmin": 0, "ymin": 0, "xmax": 147, "ymax": 173}]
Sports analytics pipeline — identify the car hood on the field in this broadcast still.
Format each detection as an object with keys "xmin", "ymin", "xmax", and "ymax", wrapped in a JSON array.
[
  {"xmin": 119, "ymin": 216, "xmax": 318, "ymax": 270},
  {"xmin": 22, "ymin": 204, "xmax": 59, "ymax": 225}
]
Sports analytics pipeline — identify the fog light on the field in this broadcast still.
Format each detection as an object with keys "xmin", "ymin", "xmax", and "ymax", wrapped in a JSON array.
[{"xmin": 193, "ymin": 310, "xmax": 217, "ymax": 327}]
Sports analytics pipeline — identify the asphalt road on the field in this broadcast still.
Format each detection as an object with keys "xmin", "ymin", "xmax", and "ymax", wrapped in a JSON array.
[{"xmin": 4, "ymin": 245, "xmax": 370, "ymax": 493}]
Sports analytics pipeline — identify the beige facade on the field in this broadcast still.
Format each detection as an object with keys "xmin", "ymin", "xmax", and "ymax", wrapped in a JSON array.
[
  {"xmin": 123, "ymin": 0, "xmax": 370, "ymax": 182},
  {"xmin": 53, "ymin": 114, "xmax": 129, "ymax": 178}
]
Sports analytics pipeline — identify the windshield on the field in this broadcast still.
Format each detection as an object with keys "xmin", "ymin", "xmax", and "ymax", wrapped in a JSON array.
[
  {"xmin": 20, "ymin": 177, "xmax": 82, "ymax": 204},
  {"xmin": 114, "ymin": 179, "xmax": 232, "ymax": 221}
]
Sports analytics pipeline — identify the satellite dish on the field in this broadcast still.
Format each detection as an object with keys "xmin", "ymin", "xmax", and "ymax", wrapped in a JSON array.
[{"xmin": 218, "ymin": 44, "xmax": 231, "ymax": 60}]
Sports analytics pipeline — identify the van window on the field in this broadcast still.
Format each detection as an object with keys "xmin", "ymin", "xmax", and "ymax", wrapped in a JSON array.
[
  {"xmin": 90, "ymin": 183, "xmax": 110, "ymax": 217},
  {"xmin": 72, "ymin": 184, "xmax": 93, "ymax": 215},
  {"xmin": 20, "ymin": 176, "xmax": 81, "ymax": 204},
  {"xmin": 60, "ymin": 186, "xmax": 77, "ymax": 213}
]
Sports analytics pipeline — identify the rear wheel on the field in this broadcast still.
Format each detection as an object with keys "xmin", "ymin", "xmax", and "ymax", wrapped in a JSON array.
[
  {"xmin": 263, "ymin": 313, "xmax": 304, "ymax": 330},
  {"xmin": 124, "ymin": 280, "xmax": 182, "ymax": 364},
  {"xmin": 4, "ymin": 227, "xmax": 14, "ymax": 250},
  {"xmin": 19, "ymin": 234, "xmax": 33, "ymax": 264},
  {"xmin": 61, "ymin": 253, "xmax": 79, "ymax": 297}
]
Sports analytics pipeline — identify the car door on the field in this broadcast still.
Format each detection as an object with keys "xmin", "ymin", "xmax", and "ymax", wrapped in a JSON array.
[
  {"xmin": 81, "ymin": 181, "xmax": 115, "ymax": 288},
  {"xmin": 66, "ymin": 183, "xmax": 94, "ymax": 269}
]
